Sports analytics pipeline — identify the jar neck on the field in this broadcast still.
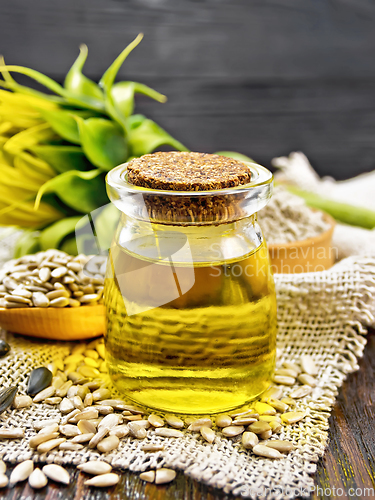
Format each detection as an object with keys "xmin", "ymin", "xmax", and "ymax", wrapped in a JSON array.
[{"xmin": 115, "ymin": 212, "xmax": 263, "ymax": 265}]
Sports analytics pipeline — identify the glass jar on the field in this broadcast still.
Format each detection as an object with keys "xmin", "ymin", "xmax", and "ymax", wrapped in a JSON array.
[{"xmin": 104, "ymin": 160, "xmax": 277, "ymax": 414}]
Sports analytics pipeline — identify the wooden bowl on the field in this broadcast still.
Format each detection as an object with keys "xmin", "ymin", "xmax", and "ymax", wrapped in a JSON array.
[
  {"xmin": 0, "ymin": 304, "xmax": 105, "ymax": 341},
  {"xmin": 268, "ymin": 212, "xmax": 336, "ymax": 274}
]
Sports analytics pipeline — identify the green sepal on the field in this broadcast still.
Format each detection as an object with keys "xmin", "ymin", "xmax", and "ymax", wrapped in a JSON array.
[
  {"xmin": 14, "ymin": 231, "xmax": 41, "ymax": 258},
  {"xmin": 35, "ymin": 169, "xmax": 108, "ymax": 213},
  {"xmin": 128, "ymin": 118, "xmax": 188, "ymax": 157},
  {"xmin": 99, "ymin": 34, "xmax": 144, "ymax": 92},
  {"xmin": 111, "ymin": 82, "xmax": 167, "ymax": 118},
  {"xmin": 39, "ymin": 108, "xmax": 81, "ymax": 144},
  {"xmin": 39, "ymin": 215, "xmax": 83, "ymax": 250},
  {"xmin": 31, "ymin": 145, "xmax": 92, "ymax": 174},
  {"xmin": 64, "ymin": 44, "xmax": 104, "ymax": 103},
  {"xmin": 76, "ymin": 117, "xmax": 128, "ymax": 170}
]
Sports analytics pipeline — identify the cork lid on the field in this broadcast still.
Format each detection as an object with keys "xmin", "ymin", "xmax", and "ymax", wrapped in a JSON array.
[{"xmin": 127, "ymin": 152, "xmax": 252, "ymax": 191}]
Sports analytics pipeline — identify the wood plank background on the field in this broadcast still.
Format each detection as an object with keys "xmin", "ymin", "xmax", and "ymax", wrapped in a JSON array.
[{"xmin": 2, "ymin": 0, "xmax": 375, "ymax": 179}]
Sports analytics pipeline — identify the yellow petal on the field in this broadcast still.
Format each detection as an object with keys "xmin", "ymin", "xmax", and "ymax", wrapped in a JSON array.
[{"xmin": 3, "ymin": 123, "xmax": 57, "ymax": 155}]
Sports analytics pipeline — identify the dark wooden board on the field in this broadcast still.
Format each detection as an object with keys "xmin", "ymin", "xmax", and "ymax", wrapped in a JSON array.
[
  {"xmin": 2, "ymin": 329, "xmax": 375, "ymax": 500},
  {"xmin": 2, "ymin": 0, "xmax": 375, "ymax": 179}
]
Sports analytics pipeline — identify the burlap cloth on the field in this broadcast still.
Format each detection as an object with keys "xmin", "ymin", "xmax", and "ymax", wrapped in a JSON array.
[{"xmin": 0, "ymin": 227, "xmax": 374, "ymax": 498}]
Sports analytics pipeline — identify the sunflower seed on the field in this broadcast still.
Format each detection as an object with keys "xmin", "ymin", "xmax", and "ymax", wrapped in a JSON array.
[
  {"xmin": 78, "ymin": 365, "xmax": 100, "ymax": 378},
  {"xmin": 0, "ymin": 386, "xmax": 18, "ymax": 414},
  {"xmin": 139, "ymin": 470, "xmax": 155, "ymax": 482},
  {"xmin": 0, "ymin": 340, "xmax": 10, "ymax": 357},
  {"xmin": 97, "ymin": 405, "xmax": 114, "ymax": 415},
  {"xmin": 27, "ymin": 367, "xmax": 53, "ymax": 396},
  {"xmin": 97, "ymin": 435, "xmax": 120, "ymax": 453},
  {"xmin": 281, "ymin": 397, "xmax": 297, "ymax": 407},
  {"xmin": 10, "ymin": 460, "xmax": 34, "ymax": 484},
  {"xmin": 273, "ymin": 375, "xmax": 295, "ymax": 386},
  {"xmin": 33, "ymin": 419, "xmax": 60, "ymax": 431},
  {"xmin": 4, "ymin": 294, "xmax": 32, "ymax": 305},
  {"xmin": 128, "ymin": 422, "xmax": 147, "ymax": 439},
  {"xmin": 155, "ymin": 468, "xmax": 176, "ymax": 484},
  {"xmin": 141, "ymin": 444, "xmax": 164, "ymax": 452},
  {"xmin": 283, "ymin": 361, "xmax": 302, "ymax": 374},
  {"xmin": 3, "ymin": 301, "xmax": 29, "ymax": 308},
  {"xmin": 33, "ymin": 386, "xmax": 55, "ymax": 403},
  {"xmin": 78, "ymin": 420, "xmax": 97, "ymax": 434},
  {"xmin": 0, "ymin": 428, "xmax": 24, "ymax": 439},
  {"xmin": 89, "ymin": 427, "xmax": 109, "ymax": 448},
  {"xmin": 59, "ymin": 424, "xmax": 81, "ymax": 437},
  {"xmin": 0, "ymin": 474, "xmax": 8, "ymax": 488},
  {"xmin": 215, "ymin": 414, "xmax": 232, "ymax": 428},
  {"xmin": 60, "ymin": 398, "xmax": 75, "ymax": 414},
  {"xmin": 78, "ymin": 461, "xmax": 112, "ymax": 475},
  {"xmin": 200, "ymin": 426, "xmax": 215, "ymax": 443},
  {"xmin": 281, "ymin": 412, "xmax": 306, "ymax": 424},
  {"xmin": 258, "ymin": 415, "xmax": 282, "ymax": 423},
  {"xmin": 72, "ymin": 433, "xmax": 95, "ymax": 444},
  {"xmin": 253, "ymin": 444, "xmax": 283, "ymax": 459},
  {"xmin": 297, "ymin": 373, "xmax": 317, "ymax": 387},
  {"xmin": 28, "ymin": 468, "xmax": 48, "ymax": 489},
  {"xmin": 44, "ymin": 397, "xmax": 62, "ymax": 405},
  {"xmin": 108, "ymin": 424, "xmax": 129, "ymax": 438},
  {"xmin": 79, "ymin": 294, "xmax": 100, "ymax": 303},
  {"xmin": 221, "ymin": 425, "xmax": 245, "ymax": 437},
  {"xmin": 12, "ymin": 395, "xmax": 32, "ymax": 409},
  {"xmin": 84, "ymin": 473, "xmax": 120, "ymax": 487},
  {"xmin": 59, "ymin": 442, "xmax": 84, "ymax": 451},
  {"xmin": 39, "ymin": 267, "xmax": 51, "ymax": 282},
  {"xmin": 187, "ymin": 418, "xmax": 212, "ymax": 431},
  {"xmin": 242, "ymin": 431, "xmax": 259, "ymax": 449},
  {"xmin": 154, "ymin": 428, "xmax": 183, "ymax": 438},
  {"xmin": 148, "ymin": 414, "xmax": 164, "ymax": 428},
  {"xmin": 51, "ymin": 266, "xmax": 68, "ymax": 279},
  {"xmin": 233, "ymin": 417, "xmax": 257, "ymax": 426},
  {"xmin": 72, "ymin": 396, "xmax": 84, "ymax": 411},
  {"xmin": 92, "ymin": 388, "xmax": 112, "ymax": 402},
  {"xmin": 289, "ymin": 385, "xmax": 313, "ymax": 399},
  {"xmin": 74, "ymin": 408, "xmax": 99, "ymax": 422},
  {"xmin": 37, "ymin": 437, "xmax": 66, "ymax": 453},
  {"xmin": 259, "ymin": 429, "xmax": 273, "ymax": 440},
  {"xmin": 266, "ymin": 398, "xmax": 289, "ymax": 413},
  {"xmin": 275, "ymin": 368, "xmax": 299, "ymax": 378},
  {"xmin": 0, "ymin": 461, "xmax": 6, "ymax": 474},
  {"xmin": 265, "ymin": 440, "xmax": 295, "ymax": 453},
  {"xmin": 84, "ymin": 393, "xmax": 93, "ymax": 407},
  {"xmin": 300, "ymin": 355, "xmax": 318, "ymax": 376},
  {"xmin": 43, "ymin": 464, "xmax": 70, "ymax": 484},
  {"xmin": 269, "ymin": 421, "xmax": 282, "ymax": 433},
  {"xmin": 248, "ymin": 421, "xmax": 271, "ymax": 435}
]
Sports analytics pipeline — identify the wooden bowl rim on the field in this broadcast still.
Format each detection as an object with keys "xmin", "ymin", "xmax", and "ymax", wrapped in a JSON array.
[
  {"xmin": 268, "ymin": 211, "xmax": 336, "ymax": 250},
  {"xmin": 0, "ymin": 304, "xmax": 105, "ymax": 315}
]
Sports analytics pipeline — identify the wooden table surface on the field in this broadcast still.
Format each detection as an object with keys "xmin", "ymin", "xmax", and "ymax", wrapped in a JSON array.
[{"xmin": 3, "ymin": 329, "xmax": 375, "ymax": 500}]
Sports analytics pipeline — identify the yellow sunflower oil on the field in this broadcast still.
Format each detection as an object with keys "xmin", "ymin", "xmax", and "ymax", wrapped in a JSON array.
[{"xmin": 104, "ymin": 238, "xmax": 277, "ymax": 414}]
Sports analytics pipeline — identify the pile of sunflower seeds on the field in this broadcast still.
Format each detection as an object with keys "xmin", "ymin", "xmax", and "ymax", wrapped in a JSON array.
[
  {"xmin": 0, "ymin": 250, "xmax": 106, "ymax": 309},
  {"xmin": 0, "ymin": 336, "xmax": 319, "ymax": 490},
  {"xmin": 258, "ymin": 187, "xmax": 330, "ymax": 244}
]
